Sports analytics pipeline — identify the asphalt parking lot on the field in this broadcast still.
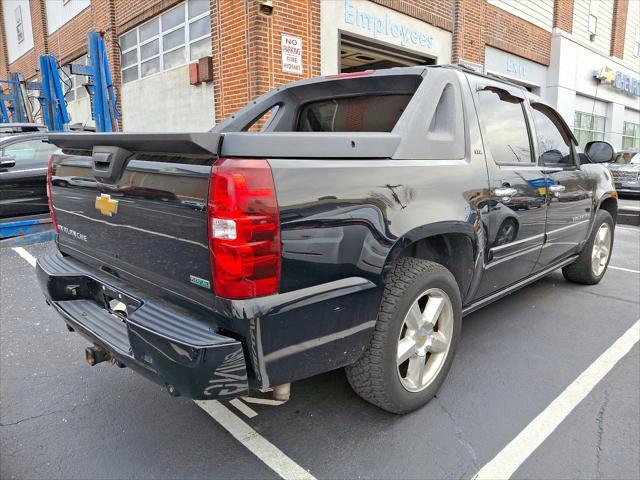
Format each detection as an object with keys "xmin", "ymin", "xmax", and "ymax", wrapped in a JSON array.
[{"xmin": 1, "ymin": 225, "xmax": 639, "ymax": 480}]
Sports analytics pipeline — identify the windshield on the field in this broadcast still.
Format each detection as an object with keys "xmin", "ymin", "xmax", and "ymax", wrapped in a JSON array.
[{"xmin": 612, "ymin": 151, "xmax": 639, "ymax": 164}]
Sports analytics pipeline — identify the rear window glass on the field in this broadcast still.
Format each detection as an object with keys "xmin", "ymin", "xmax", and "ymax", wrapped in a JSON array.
[{"xmin": 297, "ymin": 94, "xmax": 412, "ymax": 132}]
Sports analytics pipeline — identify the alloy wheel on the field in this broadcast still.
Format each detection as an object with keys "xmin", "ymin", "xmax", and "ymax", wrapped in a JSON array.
[
  {"xmin": 396, "ymin": 288, "xmax": 454, "ymax": 392},
  {"xmin": 591, "ymin": 223, "xmax": 612, "ymax": 277}
]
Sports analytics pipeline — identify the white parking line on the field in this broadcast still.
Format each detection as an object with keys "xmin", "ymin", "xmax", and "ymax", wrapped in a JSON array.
[
  {"xmin": 615, "ymin": 225, "xmax": 640, "ymax": 232},
  {"xmin": 229, "ymin": 398, "xmax": 259, "ymax": 418},
  {"xmin": 609, "ymin": 265, "xmax": 640, "ymax": 274},
  {"xmin": 473, "ymin": 319, "xmax": 640, "ymax": 480},
  {"xmin": 196, "ymin": 400, "xmax": 316, "ymax": 480},
  {"xmin": 11, "ymin": 247, "xmax": 37, "ymax": 267},
  {"xmin": 242, "ymin": 396, "xmax": 287, "ymax": 406}
]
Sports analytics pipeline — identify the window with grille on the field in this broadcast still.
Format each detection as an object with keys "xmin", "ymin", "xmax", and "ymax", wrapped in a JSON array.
[
  {"xmin": 119, "ymin": 0, "xmax": 212, "ymax": 84},
  {"xmin": 573, "ymin": 111, "xmax": 606, "ymax": 149},
  {"xmin": 622, "ymin": 121, "xmax": 639, "ymax": 150}
]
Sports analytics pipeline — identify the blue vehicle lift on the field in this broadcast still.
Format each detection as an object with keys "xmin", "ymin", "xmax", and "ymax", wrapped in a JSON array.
[
  {"xmin": 1, "ymin": 31, "xmax": 119, "ymax": 246},
  {"xmin": 1, "ymin": 32, "xmax": 118, "ymax": 132},
  {"xmin": 0, "ymin": 89, "xmax": 11, "ymax": 123},
  {"xmin": 0, "ymin": 72, "xmax": 32, "ymax": 123},
  {"xmin": 34, "ymin": 54, "xmax": 71, "ymax": 131},
  {"xmin": 69, "ymin": 32, "xmax": 119, "ymax": 132}
]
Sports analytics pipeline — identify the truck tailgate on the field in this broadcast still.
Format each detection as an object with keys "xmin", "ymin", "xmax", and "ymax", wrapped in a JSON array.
[{"xmin": 48, "ymin": 133, "xmax": 221, "ymax": 308}]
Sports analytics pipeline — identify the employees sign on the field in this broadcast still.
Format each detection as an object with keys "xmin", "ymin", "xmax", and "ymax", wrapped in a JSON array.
[
  {"xmin": 344, "ymin": 0, "xmax": 435, "ymax": 49},
  {"xmin": 281, "ymin": 34, "xmax": 302, "ymax": 75}
]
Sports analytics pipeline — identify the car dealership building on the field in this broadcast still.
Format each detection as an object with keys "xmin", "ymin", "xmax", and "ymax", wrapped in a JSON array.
[{"xmin": 1, "ymin": 0, "xmax": 639, "ymax": 150}]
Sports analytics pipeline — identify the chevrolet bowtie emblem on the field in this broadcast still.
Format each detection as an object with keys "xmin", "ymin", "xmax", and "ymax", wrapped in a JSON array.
[
  {"xmin": 595, "ymin": 67, "xmax": 617, "ymax": 85},
  {"xmin": 95, "ymin": 194, "xmax": 118, "ymax": 217}
]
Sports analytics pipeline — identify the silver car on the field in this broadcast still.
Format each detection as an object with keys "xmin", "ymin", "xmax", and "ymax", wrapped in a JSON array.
[{"xmin": 607, "ymin": 150, "xmax": 639, "ymax": 196}]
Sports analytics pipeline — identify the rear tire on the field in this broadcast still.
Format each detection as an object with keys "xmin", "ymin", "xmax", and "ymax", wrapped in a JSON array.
[
  {"xmin": 346, "ymin": 257, "xmax": 462, "ymax": 414},
  {"xmin": 562, "ymin": 209, "xmax": 614, "ymax": 285}
]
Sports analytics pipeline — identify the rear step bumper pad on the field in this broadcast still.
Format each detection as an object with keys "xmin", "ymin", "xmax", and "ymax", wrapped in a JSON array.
[{"xmin": 36, "ymin": 253, "xmax": 248, "ymax": 400}]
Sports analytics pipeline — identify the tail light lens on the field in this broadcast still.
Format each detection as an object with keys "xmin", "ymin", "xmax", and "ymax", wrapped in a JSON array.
[
  {"xmin": 208, "ymin": 158, "xmax": 280, "ymax": 299},
  {"xmin": 47, "ymin": 154, "xmax": 59, "ymax": 233}
]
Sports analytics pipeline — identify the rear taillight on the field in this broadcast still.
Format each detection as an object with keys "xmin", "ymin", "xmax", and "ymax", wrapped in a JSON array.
[
  {"xmin": 47, "ymin": 154, "xmax": 59, "ymax": 233},
  {"xmin": 208, "ymin": 158, "xmax": 280, "ymax": 299}
]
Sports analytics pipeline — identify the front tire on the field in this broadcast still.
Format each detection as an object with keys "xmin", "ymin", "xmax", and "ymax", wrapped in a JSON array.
[
  {"xmin": 346, "ymin": 257, "xmax": 462, "ymax": 414},
  {"xmin": 562, "ymin": 209, "xmax": 614, "ymax": 285}
]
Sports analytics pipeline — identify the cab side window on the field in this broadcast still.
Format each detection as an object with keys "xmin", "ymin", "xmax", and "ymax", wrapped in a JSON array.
[
  {"xmin": 531, "ymin": 105, "xmax": 573, "ymax": 166},
  {"xmin": 477, "ymin": 89, "xmax": 533, "ymax": 164}
]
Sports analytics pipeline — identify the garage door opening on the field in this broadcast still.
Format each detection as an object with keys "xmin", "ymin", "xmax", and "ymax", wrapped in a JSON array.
[{"xmin": 340, "ymin": 33, "xmax": 435, "ymax": 73}]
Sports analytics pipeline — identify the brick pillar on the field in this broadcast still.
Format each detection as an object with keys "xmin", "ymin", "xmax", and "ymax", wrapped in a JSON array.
[
  {"xmin": 29, "ymin": 0, "xmax": 49, "ymax": 56},
  {"xmin": 91, "ymin": 0, "xmax": 122, "ymax": 130},
  {"xmin": 247, "ymin": 0, "xmax": 271, "ymax": 103},
  {"xmin": 0, "ymin": 0, "xmax": 10, "ymax": 82},
  {"xmin": 211, "ymin": 0, "xmax": 320, "ymax": 124},
  {"xmin": 553, "ymin": 0, "xmax": 574, "ymax": 33},
  {"xmin": 309, "ymin": 0, "xmax": 321, "ymax": 77},
  {"xmin": 211, "ymin": 0, "xmax": 250, "ymax": 124},
  {"xmin": 210, "ymin": 0, "xmax": 222, "ymax": 124},
  {"xmin": 451, "ymin": 0, "xmax": 485, "ymax": 65},
  {"xmin": 610, "ymin": 0, "xmax": 628, "ymax": 59}
]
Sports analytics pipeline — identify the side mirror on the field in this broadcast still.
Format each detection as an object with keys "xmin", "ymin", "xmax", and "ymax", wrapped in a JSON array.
[
  {"xmin": 0, "ymin": 155, "xmax": 16, "ymax": 169},
  {"xmin": 584, "ymin": 141, "xmax": 615, "ymax": 163}
]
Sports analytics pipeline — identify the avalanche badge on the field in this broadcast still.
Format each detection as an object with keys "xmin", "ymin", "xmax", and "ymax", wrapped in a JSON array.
[{"xmin": 95, "ymin": 193, "xmax": 118, "ymax": 217}]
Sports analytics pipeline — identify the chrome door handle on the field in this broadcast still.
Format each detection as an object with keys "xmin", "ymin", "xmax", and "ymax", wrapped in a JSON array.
[
  {"xmin": 548, "ymin": 185, "xmax": 566, "ymax": 193},
  {"xmin": 495, "ymin": 187, "xmax": 518, "ymax": 197}
]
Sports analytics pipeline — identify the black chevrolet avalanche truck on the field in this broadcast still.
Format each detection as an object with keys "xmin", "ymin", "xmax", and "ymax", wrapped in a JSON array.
[{"xmin": 38, "ymin": 66, "xmax": 618, "ymax": 413}]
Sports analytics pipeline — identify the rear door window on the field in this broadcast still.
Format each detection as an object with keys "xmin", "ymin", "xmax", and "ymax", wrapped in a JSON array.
[
  {"xmin": 297, "ymin": 94, "xmax": 412, "ymax": 132},
  {"xmin": 477, "ymin": 89, "xmax": 533, "ymax": 164}
]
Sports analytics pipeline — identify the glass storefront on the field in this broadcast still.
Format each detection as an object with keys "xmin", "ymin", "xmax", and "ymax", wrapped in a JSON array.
[
  {"xmin": 622, "ymin": 121, "xmax": 640, "ymax": 150},
  {"xmin": 573, "ymin": 111, "xmax": 606, "ymax": 149}
]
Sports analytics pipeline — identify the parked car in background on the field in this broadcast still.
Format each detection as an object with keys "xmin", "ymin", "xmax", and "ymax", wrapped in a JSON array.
[
  {"xmin": 0, "ymin": 133, "xmax": 57, "ymax": 218},
  {"xmin": 607, "ymin": 150, "xmax": 639, "ymax": 196}
]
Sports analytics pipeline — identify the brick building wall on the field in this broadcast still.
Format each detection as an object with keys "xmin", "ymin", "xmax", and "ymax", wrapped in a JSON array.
[
  {"xmin": 451, "ymin": 0, "xmax": 484, "ymax": 64},
  {"xmin": 553, "ymin": 0, "xmax": 574, "ymax": 32},
  {"xmin": 451, "ymin": 0, "xmax": 551, "ymax": 66},
  {"xmin": 47, "ymin": 8, "xmax": 92, "ymax": 65},
  {"xmin": 485, "ymin": 3, "xmax": 551, "ymax": 65},
  {"xmin": 610, "ymin": 0, "xmax": 628, "ymax": 59},
  {"xmin": 29, "ymin": 1, "xmax": 48, "ymax": 57},
  {"xmin": 211, "ymin": 0, "xmax": 322, "ymax": 124},
  {"xmin": 370, "ymin": 0, "xmax": 454, "ymax": 31},
  {"xmin": 0, "ymin": 0, "xmax": 9, "ymax": 82}
]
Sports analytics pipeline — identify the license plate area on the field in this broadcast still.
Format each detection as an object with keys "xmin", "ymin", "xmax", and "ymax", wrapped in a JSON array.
[{"xmin": 97, "ymin": 283, "xmax": 142, "ymax": 319}]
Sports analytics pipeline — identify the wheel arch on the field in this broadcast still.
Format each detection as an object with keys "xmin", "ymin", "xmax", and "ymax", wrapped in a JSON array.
[
  {"xmin": 598, "ymin": 194, "xmax": 618, "ymax": 223},
  {"xmin": 383, "ymin": 222, "xmax": 481, "ymax": 303}
]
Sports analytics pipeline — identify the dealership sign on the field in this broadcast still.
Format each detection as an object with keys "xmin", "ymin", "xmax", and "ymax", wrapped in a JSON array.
[
  {"xmin": 594, "ymin": 67, "xmax": 640, "ymax": 97},
  {"xmin": 344, "ymin": 0, "xmax": 435, "ymax": 49}
]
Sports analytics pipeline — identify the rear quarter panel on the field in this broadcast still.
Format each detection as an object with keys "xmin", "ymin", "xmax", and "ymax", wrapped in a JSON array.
[{"xmin": 270, "ymin": 158, "xmax": 489, "ymax": 295}]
